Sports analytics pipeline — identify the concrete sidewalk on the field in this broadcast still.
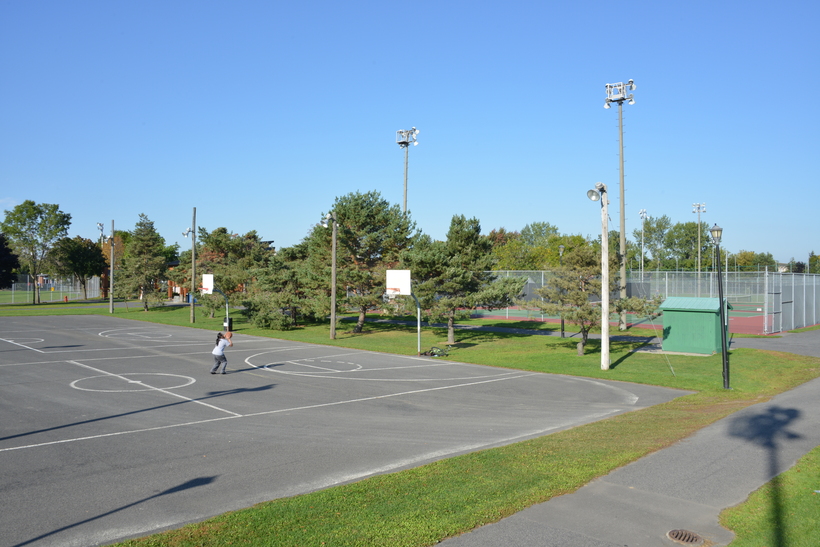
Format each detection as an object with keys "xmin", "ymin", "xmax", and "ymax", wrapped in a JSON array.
[{"xmin": 438, "ymin": 330, "xmax": 820, "ymax": 547}]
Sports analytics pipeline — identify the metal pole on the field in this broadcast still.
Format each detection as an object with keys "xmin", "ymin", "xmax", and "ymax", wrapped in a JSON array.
[
  {"xmin": 640, "ymin": 218, "xmax": 644, "ymax": 279},
  {"xmin": 330, "ymin": 214, "xmax": 337, "ymax": 340},
  {"xmin": 697, "ymin": 208, "xmax": 701, "ymax": 296},
  {"xmin": 600, "ymin": 187, "xmax": 611, "ymax": 370},
  {"xmin": 617, "ymin": 101, "xmax": 627, "ymax": 330},
  {"xmin": 559, "ymin": 245, "xmax": 565, "ymax": 338},
  {"xmin": 403, "ymin": 145, "xmax": 409, "ymax": 214},
  {"xmin": 715, "ymin": 241, "xmax": 729, "ymax": 389},
  {"xmin": 190, "ymin": 207, "xmax": 196, "ymax": 324},
  {"xmin": 109, "ymin": 220, "xmax": 114, "ymax": 314},
  {"xmin": 412, "ymin": 294, "xmax": 422, "ymax": 355}
]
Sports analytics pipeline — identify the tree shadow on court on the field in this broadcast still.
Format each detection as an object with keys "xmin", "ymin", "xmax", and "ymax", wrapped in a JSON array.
[
  {"xmin": 15, "ymin": 476, "xmax": 218, "ymax": 546},
  {"xmin": 728, "ymin": 406, "xmax": 802, "ymax": 547},
  {"xmin": 0, "ymin": 385, "xmax": 276, "ymax": 443},
  {"xmin": 206, "ymin": 384, "xmax": 275, "ymax": 396}
]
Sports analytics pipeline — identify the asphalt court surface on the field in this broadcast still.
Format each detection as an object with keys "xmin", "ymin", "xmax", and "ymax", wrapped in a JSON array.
[{"xmin": 0, "ymin": 316, "xmax": 689, "ymax": 547}]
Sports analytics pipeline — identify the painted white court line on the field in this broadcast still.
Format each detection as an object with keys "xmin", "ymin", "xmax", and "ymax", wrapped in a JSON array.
[
  {"xmin": 1, "ymin": 372, "xmax": 539, "ymax": 453},
  {"xmin": 0, "ymin": 415, "xmax": 241, "ymax": 453},
  {"xmin": 0, "ymin": 346, "xmax": 316, "ymax": 368},
  {"xmin": 242, "ymin": 373, "xmax": 539, "ymax": 417},
  {"xmin": 285, "ymin": 409, "xmax": 622, "ymax": 495},
  {"xmin": 0, "ymin": 338, "xmax": 46, "ymax": 353},
  {"xmin": 71, "ymin": 373, "xmax": 196, "ymax": 392},
  {"xmin": 67, "ymin": 361, "xmax": 242, "ymax": 417}
]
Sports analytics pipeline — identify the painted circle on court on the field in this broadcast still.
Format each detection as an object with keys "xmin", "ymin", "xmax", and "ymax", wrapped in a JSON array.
[
  {"xmin": 98, "ymin": 327, "xmax": 174, "ymax": 340},
  {"xmin": 71, "ymin": 373, "xmax": 195, "ymax": 392},
  {"xmin": 2, "ymin": 338, "xmax": 44, "ymax": 344},
  {"xmin": 244, "ymin": 351, "xmax": 522, "ymax": 382}
]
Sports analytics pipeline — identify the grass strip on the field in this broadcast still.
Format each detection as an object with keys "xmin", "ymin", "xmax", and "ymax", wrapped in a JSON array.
[{"xmin": 720, "ymin": 445, "xmax": 820, "ymax": 547}]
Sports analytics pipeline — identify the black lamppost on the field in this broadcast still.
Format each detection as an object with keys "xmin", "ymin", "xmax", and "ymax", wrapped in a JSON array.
[
  {"xmin": 710, "ymin": 224, "xmax": 730, "ymax": 389},
  {"xmin": 558, "ymin": 244, "xmax": 565, "ymax": 338}
]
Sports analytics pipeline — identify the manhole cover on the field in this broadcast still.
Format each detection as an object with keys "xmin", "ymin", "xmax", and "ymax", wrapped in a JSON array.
[{"xmin": 667, "ymin": 529, "xmax": 704, "ymax": 545}]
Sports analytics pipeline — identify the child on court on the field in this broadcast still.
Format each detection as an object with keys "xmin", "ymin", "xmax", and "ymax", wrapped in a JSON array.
[{"xmin": 210, "ymin": 331, "xmax": 233, "ymax": 374}]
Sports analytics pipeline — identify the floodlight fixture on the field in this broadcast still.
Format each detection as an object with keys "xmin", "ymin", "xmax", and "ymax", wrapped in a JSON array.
[
  {"xmin": 604, "ymin": 80, "xmax": 636, "ymax": 108},
  {"xmin": 396, "ymin": 127, "xmax": 419, "ymax": 148}
]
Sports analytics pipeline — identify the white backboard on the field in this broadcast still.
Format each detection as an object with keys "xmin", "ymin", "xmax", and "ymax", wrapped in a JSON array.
[
  {"xmin": 385, "ymin": 269, "xmax": 411, "ymax": 296},
  {"xmin": 201, "ymin": 274, "xmax": 214, "ymax": 294}
]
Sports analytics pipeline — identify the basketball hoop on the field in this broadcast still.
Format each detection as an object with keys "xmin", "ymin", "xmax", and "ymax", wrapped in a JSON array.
[{"xmin": 385, "ymin": 288, "xmax": 401, "ymax": 299}]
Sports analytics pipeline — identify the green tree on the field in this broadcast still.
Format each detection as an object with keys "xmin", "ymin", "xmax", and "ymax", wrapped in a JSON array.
[
  {"xmin": 325, "ymin": 191, "xmax": 418, "ymax": 333},
  {"xmin": 0, "ymin": 201, "xmax": 71, "ymax": 303},
  {"xmin": 173, "ymin": 227, "xmax": 272, "ymax": 299},
  {"xmin": 632, "ymin": 214, "xmax": 672, "ymax": 270},
  {"xmin": 117, "ymin": 214, "xmax": 169, "ymax": 311},
  {"xmin": 241, "ymin": 244, "xmax": 313, "ymax": 329},
  {"xmin": 664, "ymin": 221, "xmax": 713, "ymax": 270},
  {"xmin": 405, "ymin": 215, "xmax": 523, "ymax": 344},
  {"xmin": 0, "ymin": 234, "xmax": 21, "ymax": 289},
  {"xmin": 489, "ymin": 222, "xmax": 571, "ymax": 270},
  {"xmin": 47, "ymin": 236, "xmax": 108, "ymax": 299},
  {"xmin": 735, "ymin": 250, "xmax": 777, "ymax": 271},
  {"xmin": 524, "ymin": 245, "xmax": 609, "ymax": 355}
]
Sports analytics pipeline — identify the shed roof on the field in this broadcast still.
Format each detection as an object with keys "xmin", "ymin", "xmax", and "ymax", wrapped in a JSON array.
[{"xmin": 659, "ymin": 297, "xmax": 733, "ymax": 312}]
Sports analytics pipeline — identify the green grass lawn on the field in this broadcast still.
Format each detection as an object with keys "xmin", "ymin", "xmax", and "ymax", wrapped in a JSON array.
[
  {"xmin": 2, "ymin": 303, "xmax": 818, "ymax": 546},
  {"xmin": 720, "ymin": 445, "xmax": 820, "ymax": 547}
]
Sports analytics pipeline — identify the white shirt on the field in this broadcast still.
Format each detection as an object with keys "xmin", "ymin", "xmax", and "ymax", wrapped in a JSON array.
[{"xmin": 212, "ymin": 339, "xmax": 231, "ymax": 356}]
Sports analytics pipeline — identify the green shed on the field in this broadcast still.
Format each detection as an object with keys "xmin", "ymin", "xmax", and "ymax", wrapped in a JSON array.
[{"xmin": 658, "ymin": 297, "xmax": 732, "ymax": 355}]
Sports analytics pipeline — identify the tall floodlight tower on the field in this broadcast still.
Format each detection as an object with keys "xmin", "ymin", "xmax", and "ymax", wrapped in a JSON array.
[
  {"xmin": 693, "ymin": 202, "xmax": 706, "ymax": 296},
  {"xmin": 639, "ymin": 209, "xmax": 648, "ymax": 278},
  {"xmin": 396, "ymin": 127, "xmax": 419, "ymax": 214},
  {"xmin": 604, "ymin": 79, "xmax": 636, "ymax": 330}
]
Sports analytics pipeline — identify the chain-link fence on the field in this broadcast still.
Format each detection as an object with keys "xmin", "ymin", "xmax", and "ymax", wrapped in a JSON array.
[
  {"xmin": 0, "ymin": 275, "xmax": 101, "ymax": 304},
  {"xmin": 488, "ymin": 270, "xmax": 820, "ymax": 335}
]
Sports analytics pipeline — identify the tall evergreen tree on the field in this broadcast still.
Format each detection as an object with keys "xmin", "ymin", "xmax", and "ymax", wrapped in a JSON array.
[
  {"xmin": 405, "ymin": 215, "xmax": 523, "ymax": 344},
  {"xmin": 314, "ymin": 191, "xmax": 418, "ymax": 333},
  {"xmin": 117, "ymin": 214, "xmax": 169, "ymax": 311},
  {"xmin": 525, "ymin": 245, "xmax": 609, "ymax": 355}
]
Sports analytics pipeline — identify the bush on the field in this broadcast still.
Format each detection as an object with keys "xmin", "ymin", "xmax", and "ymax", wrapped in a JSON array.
[{"xmin": 241, "ymin": 293, "xmax": 295, "ymax": 330}]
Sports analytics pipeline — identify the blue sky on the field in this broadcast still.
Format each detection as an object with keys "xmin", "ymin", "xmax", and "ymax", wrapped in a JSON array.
[{"xmin": 1, "ymin": 1, "xmax": 817, "ymax": 264}]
